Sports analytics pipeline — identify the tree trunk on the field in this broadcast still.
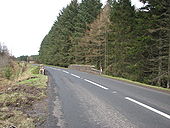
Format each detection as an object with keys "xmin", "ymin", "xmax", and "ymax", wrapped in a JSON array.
[
  {"xmin": 157, "ymin": 55, "xmax": 162, "ymax": 86},
  {"xmin": 167, "ymin": 40, "xmax": 170, "ymax": 88},
  {"xmin": 167, "ymin": 33, "xmax": 170, "ymax": 88},
  {"xmin": 167, "ymin": 5, "xmax": 170, "ymax": 88},
  {"xmin": 157, "ymin": 44, "xmax": 162, "ymax": 86}
]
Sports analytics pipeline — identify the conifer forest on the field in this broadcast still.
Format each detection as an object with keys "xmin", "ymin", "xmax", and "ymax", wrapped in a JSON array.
[{"xmin": 39, "ymin": 0, "xmax": 170, "ymax": 88}]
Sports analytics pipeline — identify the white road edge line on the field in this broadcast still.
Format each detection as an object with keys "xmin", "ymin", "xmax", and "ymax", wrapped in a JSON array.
[
  {"xmin": 125, "ymin": 97, "xmax": 170, "ymax": 120},
  {"xmin": 63, "ymin": 70, "xmax": 69, "ymax": 74},
  {"xmin": 84, "ymin": 79, "xmax": 108, "ymax": 90},
  {"xmin": 71, "ymin": 74, "xmax": 81, "ymax": 78}
]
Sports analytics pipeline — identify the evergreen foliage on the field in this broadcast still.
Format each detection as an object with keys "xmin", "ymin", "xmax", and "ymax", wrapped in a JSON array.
[
  {"xmin": 108, "ymin": 0, "xmax": 136, "ymax": 79},
  {"xmin": 39, "ymin": 0, "xmax": 170, "ymax": 88},
  {"xmin": 77, "ymin": 4, "xmax": 110, "ymax": 70},
  {"xmin": 39, "ymin": 0, "xmax": 102, "ymax": 66},
  {"xmin": 17, "ymin": 55, "xmax": 28, "ymax": 62}
]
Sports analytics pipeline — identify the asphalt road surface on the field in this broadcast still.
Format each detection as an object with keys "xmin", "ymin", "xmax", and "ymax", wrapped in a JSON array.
[{"xmin": 46, "ymin": 66, "xmax": 170, "ymax": 128}]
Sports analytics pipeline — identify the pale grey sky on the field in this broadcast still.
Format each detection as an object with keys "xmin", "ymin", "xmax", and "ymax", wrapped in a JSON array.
[{"xmin": 0, "ymin": 0, "xmax": 143, "ymax": 57}]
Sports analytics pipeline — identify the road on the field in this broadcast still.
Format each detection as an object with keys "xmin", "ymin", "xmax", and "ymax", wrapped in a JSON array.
[{"xmin": 46, "ymin": 66, "xmax": 170, "ymax": 128}]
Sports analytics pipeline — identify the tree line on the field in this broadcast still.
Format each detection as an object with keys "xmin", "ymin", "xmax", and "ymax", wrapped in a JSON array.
[{"xmin": 39, "ymin": 0, "xmax": 170, "ymax": 88}]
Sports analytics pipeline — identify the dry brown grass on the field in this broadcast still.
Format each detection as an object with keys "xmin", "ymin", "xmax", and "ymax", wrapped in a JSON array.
[{"xmin": 0, "ymin": 63, "xmax": 48, "ymax": 128}]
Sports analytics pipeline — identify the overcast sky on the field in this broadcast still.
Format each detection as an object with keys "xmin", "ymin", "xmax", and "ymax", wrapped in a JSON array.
[{"xmin": 0, "ymin": 0, "xmax": 143, "ymax": 57}]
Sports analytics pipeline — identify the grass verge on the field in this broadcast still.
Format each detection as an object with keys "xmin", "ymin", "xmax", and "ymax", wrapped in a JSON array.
[
  {"xmin": 102, "ymin": 75, "xmax": 170, "ymax": 93},
  {"xmin": 0, "ymin": 64, "xmax": 48, "ymax": 128}
]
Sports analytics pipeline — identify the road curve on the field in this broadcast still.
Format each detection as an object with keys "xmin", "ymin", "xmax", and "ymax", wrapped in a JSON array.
[{"xmin": 46, "ymin": 66, "xmax": 170, "ymax": 128}]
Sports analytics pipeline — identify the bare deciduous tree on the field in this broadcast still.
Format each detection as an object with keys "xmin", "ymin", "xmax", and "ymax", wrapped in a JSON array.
[{"xmin": 0, "ymin": 43, "xmax": 10, "ymax": 69}]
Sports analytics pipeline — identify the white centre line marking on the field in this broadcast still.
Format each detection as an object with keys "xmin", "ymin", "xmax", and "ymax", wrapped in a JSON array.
[
  {"xmin": 71, "ymin": 74, "xmax": 81, "ymax": 78},
  {"xmin": 63, "ymin": 70, "xmax": 69, "ymax": 74},
  {"xmin": 125, "ymin": 97, "xmax": 170, "ymax": 120},
  {"xmin": 112, "ymin": 91, "xmax": 117, "ymax": 94},
  {"xmin": 84, "ymin": 79, "xmax": 108, "ymax": 90},
  {"xmin": 49, "ymin": 67, "xmax": 61, "ymax": 71}
]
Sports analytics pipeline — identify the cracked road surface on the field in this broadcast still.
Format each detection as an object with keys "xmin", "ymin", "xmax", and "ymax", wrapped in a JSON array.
[{"xmin": 46, "ymin": 66, "xmax": 170, "ymax": 128}]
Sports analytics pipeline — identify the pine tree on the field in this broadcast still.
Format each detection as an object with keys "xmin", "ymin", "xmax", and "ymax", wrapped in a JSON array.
[
  {"xmin": 78, "ymin": 4, "xmax": 110, "ymax": 70},
  {"xmin": 39, "ymin": 0, "xmax": 79, "ymax": 66},
  {"xmin": 139, "ymin": 0, "xmax": 170, "ymax": 87},
  {"xmin": 39, "ymin": 0, "xmax": 102, "ymax": 66},
  {"xmin": 39, "ymin": 0, "xmax": 170, "ymax": 88},
  {"xmin": 108, "ymin": 0, "xmax": 136, "ymax": 79},
  {"xmin": 72, "ymin": 0, "xmax": 102, "ymax": 63}
]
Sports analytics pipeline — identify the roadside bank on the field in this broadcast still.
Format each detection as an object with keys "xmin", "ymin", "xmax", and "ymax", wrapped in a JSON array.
[{"xmin": 0, "ymin": 64, "xmax": 48, "ymax": 128}]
